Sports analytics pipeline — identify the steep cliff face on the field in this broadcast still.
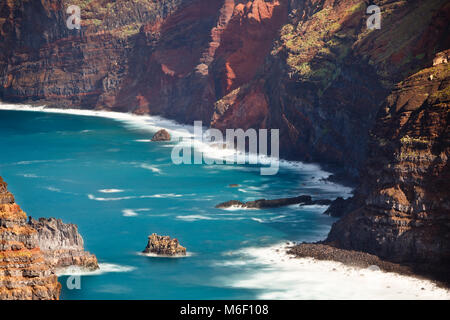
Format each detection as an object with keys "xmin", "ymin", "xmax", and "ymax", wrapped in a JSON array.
[
  {"xmin": 0, "ymin": 177, "xmax": 61, "ymax": 300},
  {"xmin": 28, "ymin": 217, "xmax": 98, "ymax": 271},
  {"xmin": 0, "ymin": 0, "xmax": 188, "ymax": 108},
  {"xmin": 116, "ymin": 0, "xmax": 288, "ymax": 122},
  {"xmin": 326, "ymin": 57, "xmax": 450, "ymax": 280},
  {"xmin": 212, "ymin": 0, "xmax": 450, "ymax": 178},
  {"xmin": 2, "ymin": 0, "xmax": 446, "ymax": 179}
]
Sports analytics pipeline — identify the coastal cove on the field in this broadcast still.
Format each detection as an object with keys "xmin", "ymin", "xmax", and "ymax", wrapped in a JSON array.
[{"xmin": 0, "ymin": 103, "xmax": 448, "ymax": 300}]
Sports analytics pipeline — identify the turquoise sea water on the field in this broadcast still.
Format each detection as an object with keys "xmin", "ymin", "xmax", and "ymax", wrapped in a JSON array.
[{"xmin": 0, "ymin": 107, "xmax": 351, "ymax": 300}]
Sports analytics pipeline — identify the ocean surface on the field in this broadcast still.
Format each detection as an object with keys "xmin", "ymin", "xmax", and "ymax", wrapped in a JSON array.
[{"xmin": 0, "ymin": 104, "xmax": 448, "ymax": 300}]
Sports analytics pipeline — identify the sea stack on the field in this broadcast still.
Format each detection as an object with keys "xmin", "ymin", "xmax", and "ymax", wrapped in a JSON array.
[
  {"xmin": 143, "ymin": 233, "xmax": 186, "ymax": 256},
  {"xmin": 151, "ymin": 129, "xmax": 171, "ymax": 141},
  {"xmin": 0, "ymin": 177, "xmax": 61, "ymax": 300}
]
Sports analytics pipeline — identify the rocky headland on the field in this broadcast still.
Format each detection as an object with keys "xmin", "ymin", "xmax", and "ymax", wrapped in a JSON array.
[
  {"xmin": 143, "ymin": 233, "xmax": 186, "ymax": 256},
  {"xmin": 0, "ymin": 177, "xmax": 61, "ymax": 300},
  {"xmin": 0, "ymin": 176, "xmax": 99, "ymax": 299}
]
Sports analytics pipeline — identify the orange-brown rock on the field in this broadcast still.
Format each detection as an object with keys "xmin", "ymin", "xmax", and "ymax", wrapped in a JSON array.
[
  {"xmin": 211, "ymin": 0, "xmax": 288, "ymax": 95},
  {"xmin": 0, "ymin": 177, "xmax": 61, "ymax": 300},
  {"xmin": 143, "ymin": 233, "xmax": 186, "ymax": 256},
  {"xmin": 151, "ymin": 129, "xmax": 171, "ymax": 141}
]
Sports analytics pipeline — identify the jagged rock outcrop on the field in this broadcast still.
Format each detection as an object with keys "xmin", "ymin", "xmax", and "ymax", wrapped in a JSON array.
[
  {"xmin": 151, "ymin": 129, "xmax": 171, "ymax": 141},
  {"xmin": 326, "ymin": 58, "xmax": 450, "ymax": 282},
  {"xmin": 28, "ymin": 217, "xmax": 98, "ymax": 271},
  {"xmin": 0, "ymin": 177, "xmax": 61, "ymax": 300},
  {"xmin": 216, "ymin": 195, "xmax": 331, "ymax": 209},
  {"xmin": 323, "ymin": 197, "xmax": 358, "ymax": 218},
  {"xmin": 143, "ymin": 233, "xmax": 186, "ymax": 256}
]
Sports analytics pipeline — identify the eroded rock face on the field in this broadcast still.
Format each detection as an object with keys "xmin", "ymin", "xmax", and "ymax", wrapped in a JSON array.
[
  {"xmin": 212, "ymin": 0, "xmax": 449, "ymax": 180},
  {"xmin": 28, "ymin": 217, "xmax": 98, "ymax": 271},
  {"xmin": 0, "ymin": 177, "xmax": 61, "ymax": 300},
  {"xmin": 151, "ymin": 129, "xmax": 171, "ymax": 141},
  {"xmin": 143, "ymin": 233, "xmax": 186, "ymax": 256},
  {"xmin": 0, "ymin": 0, "xmax": 448, "ymax": 182},
  {"xmin": 326, "ymin": 60, "xmax": 450, "ymax": 281}
]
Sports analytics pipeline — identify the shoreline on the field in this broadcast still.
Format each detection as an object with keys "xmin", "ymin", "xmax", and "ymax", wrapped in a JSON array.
[
  {"xmin": 0, "ymin": 102, "xmax": 353, "ymax": 198},
  {"xmin": 287, "ymin": 243, "xmax": 450, "ymax": 289},
  {"xmin": 224, "ymin": 242, "xmax": 450, "ymax": 299}
]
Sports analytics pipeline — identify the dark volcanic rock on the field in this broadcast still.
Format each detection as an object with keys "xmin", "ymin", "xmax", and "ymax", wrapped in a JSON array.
[
  {"xmin": 215, "ymin": 200, "xmax": 245, "ymax": 209},
  {"xmin": 143, "ymin": 233, "xmax": 186, "ymax": 256},
  {"xmin": 323, "ymin": 197, "xmax": 356, "ymax": 217},
  {"xmin": 307, "ymin": 199, "xmax": 333, "ymax": 206},
  {"xmin": 287, "ymin": 243, "xmax": 414, "ymax": 276},
  {"xmin": 28, "ymin": 217, "xmax": 99, "ymax": 271},
  {"xmin": 325, "ymin": 58, "xmax": 450, "ymax": 284},
  {"xmin": 216, "ymin": 195, "xmax": 331, "ymax": 209},
  {"xmin": 151, "ymin": 129, "xmax": 171, "ymax": 141}
]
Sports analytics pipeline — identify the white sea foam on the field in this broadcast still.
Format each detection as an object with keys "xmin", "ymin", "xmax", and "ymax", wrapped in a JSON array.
[
  {"xmin": 137, "ymin": 252, "xmax": 194, "ymax": 258},
  {"xmin": 299, "ymin": 204, "xmax": 331, "ymax": 211},
  {"xmin": 99, "ymin": 189, "xmax": 124, "ymax": 193},
  {"xmin": 271, "ymin": 215, "xmax": 287, "ymax": 220},
  {"xmin": 141, "ymin": 193, "xmax": 182, "ymax": 199},
  {"xmin": 45, "ymin": 186, "xmax": 61, "ymax": 193},
  {"xmin": 56, "ymin": 263, "xmax": 135, "ymax": 276},
  {"xmin": 218, "ymin": 244, "xmax": 450, "ymax": 300},
  {"xmin": 220, "ymin": 205, "xmax": 258, "ymax": 211},
  {"xmin": 135, "ymin": 139, "xmax": 152, "ymax": 142},
  {"xmin": 139, "ymin": 163, "xmax": 162, "ymax": 174},
  {"xmin": 88, "ymin": 194, "xmax": 134, "ymax": 201},
  {"xmin": 175, "ymin": 215, "xmax": 216, "ymax": 221},
  {"xmin": 122, "ymin": 208, "xmax": 150, "ymax": 217},
  {"xmin": 21, "ymin": 173, "xmax": 40, "ymax": 178},
  {"xmin": 9, "ymin": 159, "xmax": 72, "ymax": 166},
  {"xmin": 88, "ymin": 193, "xmax": 182, "ymax": 201}
]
